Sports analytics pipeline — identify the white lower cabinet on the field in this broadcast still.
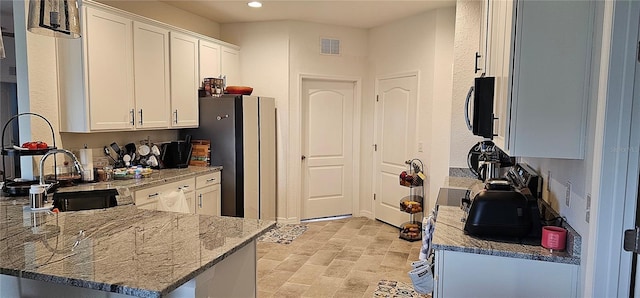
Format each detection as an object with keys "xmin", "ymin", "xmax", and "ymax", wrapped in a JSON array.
[
  {"xmin": 134, "ymin": 178, "xmax": 195, "ymax": 213},
  {"xmin": 195, "ymin": 171, "xmax": 221, "ymax": 216},
  {"xmin": 134, "ymin": 172, "xmax": 221, "ymax": 216},
  {"xmin": 434, "ymin": 250, "xmax": 578, "ymax": 298}
]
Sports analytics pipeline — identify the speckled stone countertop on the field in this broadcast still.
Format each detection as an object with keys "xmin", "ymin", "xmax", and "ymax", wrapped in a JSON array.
[
  {"xmin": 0, "ymin": 200, "xmax": 275, "ymax": 297},
  {"xmin": 432, "ymin": 204, "xmax": 580, "ymax": 265},
  {"xmin": 54, "ymin": 166, "xmax": 222, "ymax": 206}
]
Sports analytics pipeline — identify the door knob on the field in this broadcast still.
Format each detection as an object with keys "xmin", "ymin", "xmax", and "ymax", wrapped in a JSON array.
[{"xmin": 301, "ymin": 155, "xmax": 306, "ymax": 161}]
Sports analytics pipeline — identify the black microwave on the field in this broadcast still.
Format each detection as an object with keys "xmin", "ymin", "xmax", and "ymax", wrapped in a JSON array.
[{"xmin": 465, "ymin": 77, "xmax": 495, "ymax": 139}]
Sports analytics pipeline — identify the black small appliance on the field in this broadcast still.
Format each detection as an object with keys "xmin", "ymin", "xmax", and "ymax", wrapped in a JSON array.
[
  {"xmin": 465, "ymin": 76, "xmax": 495, "ymax": 139},
  {"xmin": 160, "ymin": 136, "xmax": 192, "ymax": 169}
]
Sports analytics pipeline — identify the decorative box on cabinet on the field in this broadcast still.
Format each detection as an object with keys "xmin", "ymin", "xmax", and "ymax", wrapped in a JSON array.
[{"xmin": 483, "ymin": 0, "xmax": 594, "ymax": 159}]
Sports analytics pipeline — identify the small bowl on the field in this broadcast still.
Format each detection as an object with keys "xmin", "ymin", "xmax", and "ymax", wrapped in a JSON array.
[{"xmin": 225, "ymin": 86, "xmax": 253, "ymax": 95}]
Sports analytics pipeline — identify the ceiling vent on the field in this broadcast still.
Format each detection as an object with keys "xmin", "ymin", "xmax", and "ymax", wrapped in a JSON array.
[{"xmin": 320, "ymin": 38, "xmax": 340, "ymax": 55}]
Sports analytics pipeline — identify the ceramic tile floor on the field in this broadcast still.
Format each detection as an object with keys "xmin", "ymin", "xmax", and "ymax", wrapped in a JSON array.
[{"xmin": 257, "ymin": 216, "xmax": 424, "ymax": 298}]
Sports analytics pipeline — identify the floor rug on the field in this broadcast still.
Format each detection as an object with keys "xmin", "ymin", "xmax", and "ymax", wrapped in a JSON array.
[
  {"xmin": 373, "ymin": 280, "xmax": 431, "ymax": 298},
  {"xmin": 257, "ymin": 223, "xmax": 308, "ymax": 244}
]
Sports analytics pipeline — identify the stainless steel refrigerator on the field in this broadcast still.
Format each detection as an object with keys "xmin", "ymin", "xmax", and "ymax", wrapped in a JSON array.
[{"xmin": 182, "ymin": 95, "xmax": 276, "ymax": 219}]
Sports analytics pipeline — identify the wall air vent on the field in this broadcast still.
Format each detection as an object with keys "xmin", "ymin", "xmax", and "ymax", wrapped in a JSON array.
[{"xmin": 320, "ymin": 38, "xmax": 340, "ymax": 55}]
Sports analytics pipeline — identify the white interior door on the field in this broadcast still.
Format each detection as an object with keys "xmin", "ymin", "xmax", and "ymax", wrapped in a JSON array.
[
  {"xmin": 302, "ymin": 79, "xmax": 354, "ymax": 220},
  {"xmin": 374, "ymin": 74, "xmax": 418, "ymax": 228}
]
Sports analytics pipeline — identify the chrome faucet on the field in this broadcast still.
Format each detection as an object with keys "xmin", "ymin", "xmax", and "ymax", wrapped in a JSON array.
[{"xmin": 38, "ymin": 149, "xmax": 85, "ymax": 187}]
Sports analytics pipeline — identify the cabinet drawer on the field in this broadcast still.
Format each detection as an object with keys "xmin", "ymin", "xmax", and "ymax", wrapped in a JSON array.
[
  {"xmin": 196, "ymin": 171, "xmax": 221, "ymax": 188},
  {"xmin": 134, "ymin": 178, "xmax": 195, "ymax": 206}
]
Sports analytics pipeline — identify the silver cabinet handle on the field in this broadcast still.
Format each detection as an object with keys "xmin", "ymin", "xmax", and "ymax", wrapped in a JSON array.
[
  {"xmin": 139, "ymin": 109, "xmax": 143, "ymax": 125},
  {"xmin": 179, "ymin": 185, "xmax": 190, "ymax": 191},
  {"xmin": 198, "ymin": 194, "xmax": 203, "ymax": 208},
  {"xmin": 464, "ymin": 86, "xmax": 474, "ymax": 131},
  {"xmin": 148, "ymin": 192, "xmax": 159, "ymax": 198},
  {"xmin": 130, "ymin": 109, "xmax": 135, "ymax": 126},
  {"xmin": 206, "ymin": 178, "xmax": 216, "ymax": 182},
  {"xmin": 174, "ymin": 110, "xmax": 178, "ymax": 124}
]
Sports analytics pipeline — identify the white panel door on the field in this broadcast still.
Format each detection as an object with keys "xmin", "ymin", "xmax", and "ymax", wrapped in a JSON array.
[
  {"xmin": 133, "ymin": 22, "xmax": 170, "ymax": 129},
  {"xmin": 374, "ymin": 75, "xmax": 418, "ymax": 227},
  {"xmin": 302, "ymin": 80, "xmax": 354, "ymax": 220}
]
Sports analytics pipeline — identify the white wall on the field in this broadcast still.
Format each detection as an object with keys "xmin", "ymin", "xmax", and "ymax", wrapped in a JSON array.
[
  {"xmin": 95, "ymin": 0, "xmax": 221, "ymax": 39},
  {"xmin": 449, "ymin": 0, "xmax": 485, "ymax": 169},
  {"xmin": 367, "ymin": 7, "xmax": 456, "ymax": 210},
  {"xmin": 288, "ymin": 21, "xmax": 369, "ymax": 222}
]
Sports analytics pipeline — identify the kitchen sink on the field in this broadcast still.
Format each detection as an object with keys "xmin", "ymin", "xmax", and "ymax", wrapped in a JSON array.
[{"xmin": 52, "ymin": 189, "xmax": 118, "ymax": 212}]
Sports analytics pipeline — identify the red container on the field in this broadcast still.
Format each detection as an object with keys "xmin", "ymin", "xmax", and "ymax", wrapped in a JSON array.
[{"xmin": 541, "ymin": 226, "xmax": 567, "ymax": 250}]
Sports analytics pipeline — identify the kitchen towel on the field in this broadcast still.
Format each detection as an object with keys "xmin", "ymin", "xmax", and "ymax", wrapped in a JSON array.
[
  {"xmin": 419, "ymin": 210, "xmax": 436, "ymax": 260},
  {"xmin": 157, "ymin": 189, "xmax": 191, "ymax": 213}
]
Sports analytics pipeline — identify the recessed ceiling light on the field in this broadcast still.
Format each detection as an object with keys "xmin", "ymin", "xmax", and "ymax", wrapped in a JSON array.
[{"xmin": 248, "ymin": 1, "xmax": 262, "ymax": 8}]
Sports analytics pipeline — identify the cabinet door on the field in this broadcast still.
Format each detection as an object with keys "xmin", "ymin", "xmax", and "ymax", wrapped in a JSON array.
[
  {"xmin": 196, "ymin": 184, "xmax": 221, "ymax": 216},
  {"xmin": 435, "ymin": 250, "xmax": 578, "ymax": 297},
  {"xmin": 84, "ymin": 6, "xmax": 135, "ymax": 131},
  {"xmin": 184, "ymin": 191, "xmax": 196, "ymax": 214},
  {"xmin": 170, "ymin": 32, "xmax": 199, "ymax": 128},
  {"xmin": 221, "ymin": 46, "xmax": 240, "ymax": 86},
  {"xmin": 199, "ymin": 40, "xmax": 221, "ymax": 84},
  {"xmin": 509, "ymin": 0, "xmax": 592, "ymax": 158},
  {"xmin": 491, "ymin": 0, "xmax": 515, "ymax": 151},
  {"xmin": 133, "ymin": 22, "xmax": 170, "ymax": 129},
  {"xmin": 477, "ymin": 0, "xmax": 490, "ymax": 75}
]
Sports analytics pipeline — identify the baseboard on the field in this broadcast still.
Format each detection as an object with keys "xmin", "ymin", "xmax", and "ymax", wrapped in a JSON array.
[
  {"xmin": 359, "ymin": 210, "xmax": 373, "ymax": 219},
  {"xmin": 276, "ymin": 217, "xmax": 300, "ymax": 224}
]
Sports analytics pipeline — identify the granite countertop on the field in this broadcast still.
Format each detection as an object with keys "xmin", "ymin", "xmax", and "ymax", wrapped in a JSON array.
[
  {"xmin": 0, "ymin": 201, "xmax": 275, "ymax": 297},
  {"xmin": 432, "ymin": 205, "xmax": 580, "ymax": 265},
  {"xmin": 53, "ymin": 166, "xmax": 223, "ymax": 206}
]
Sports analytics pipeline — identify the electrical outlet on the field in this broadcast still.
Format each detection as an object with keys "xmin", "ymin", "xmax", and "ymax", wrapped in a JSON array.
[{"xmin": 565, "ymin": 181, "xmax": 571, "ymax": 207}]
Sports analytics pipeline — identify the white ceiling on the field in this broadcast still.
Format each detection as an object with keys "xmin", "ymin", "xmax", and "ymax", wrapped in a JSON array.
[{"xmin": 158, "ymin": 0, "xmax": 456, "ymax": 29}]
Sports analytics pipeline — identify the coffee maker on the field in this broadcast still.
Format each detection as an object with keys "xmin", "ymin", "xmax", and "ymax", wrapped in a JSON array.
[{"xmin": 468, "ymin": 140, "xmax": 514, "ymax": 182}]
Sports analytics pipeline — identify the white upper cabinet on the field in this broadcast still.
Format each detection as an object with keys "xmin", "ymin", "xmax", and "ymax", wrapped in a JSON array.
[
  {"xmin": 133, "ymin": 22, "xmax": 171, "ymax": 129},
  {"xmin": 57, "ymin": 1, "xmax": 240, "ymax": 132},
  {"xmin": 221, "ymin": 46, "xmax": 241, "ymax": 86},
  {"xmin": 170, "ymin": 32, "xmax": 199, "ymax": 128},
  {"xmin": 484, "ymin": 0, "xmax": 593, "ymax": 159},
  {"xmin": 199, "ymin": 40, "xmax": 221, "ymax": 84},
  {"xmin": 58, "ymin": 6, "xmax": 135, "ymax": 132}
]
